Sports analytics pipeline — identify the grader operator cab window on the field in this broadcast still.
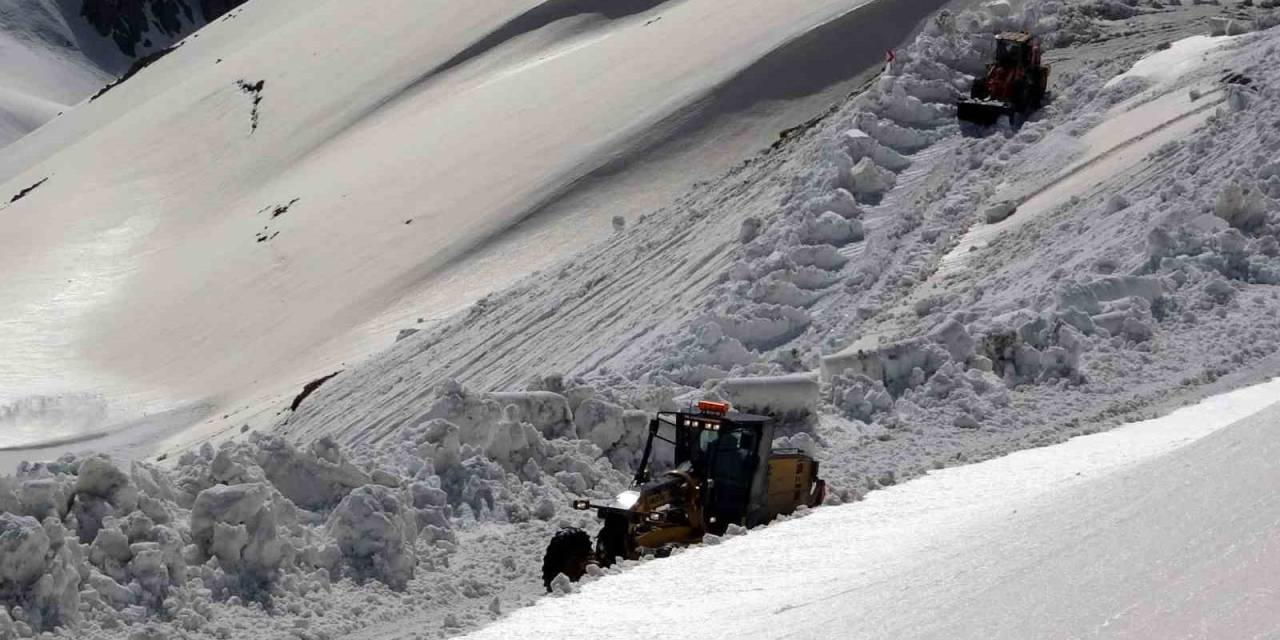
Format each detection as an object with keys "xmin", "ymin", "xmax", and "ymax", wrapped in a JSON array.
[
  {"xmin": 996, "ymin": 39, "xmax": 1020, "ymax": 66},
  {"xmin": 706, "ymin": 427, "xmax": 759, "ymax": 521},
  {"xmin": 995, "ymin": 36, "xmax": 1033, "ymax": 68},
  {"xmin": 671, "ymin": 414, "xmax": 762, "ymax": 530}
]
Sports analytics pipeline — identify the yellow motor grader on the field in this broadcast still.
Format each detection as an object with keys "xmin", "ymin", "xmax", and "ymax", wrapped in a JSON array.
[{"xmin": 542, "ymin": 401, "xmax": 825, "ymax": 590}]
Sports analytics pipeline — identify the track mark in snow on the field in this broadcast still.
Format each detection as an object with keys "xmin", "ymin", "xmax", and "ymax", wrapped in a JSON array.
[{"xmin": 7, "ymin": 177, "xmax": 48, "ymax": 204}]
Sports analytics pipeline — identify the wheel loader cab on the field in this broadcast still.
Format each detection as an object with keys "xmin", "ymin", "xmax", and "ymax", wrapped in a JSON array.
[
  {"xmin": 994, "ymin": 33, "xmax": 1038, "ymax": 68},
  {"xmin": 957, "ymin": 32, "xmax": 1050, "ymax": 125},
  {"xmin": 994, "ymin": 37, "xmax": 1019, "ymax": 66}
]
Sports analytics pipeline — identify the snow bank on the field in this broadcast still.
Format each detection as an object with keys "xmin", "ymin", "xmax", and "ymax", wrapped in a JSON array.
[
  {"xmin": 0, "ymin": 412, "xmax": 615, "ymax": 634},
  {"xmin": 712, "ymin": 374, "xmax": 821, "ymax": 421},
  {"xmin": 846, "ymin": 157, "xmax": 898, "ymax": 202},
  {"xmin": 1104, "ymin": 35, "xmax": 1238, "ymax": 90},
  {"xmin": 841, "ymin": 129, "xmax": 911, "ymax": 172},
  {"xmin": 824, "ymin": 308, "xmax": 1086, "ymax": 408},
  {"xmin": 488, "ymin": 392, "xmax": 576, "ymax": 440}
]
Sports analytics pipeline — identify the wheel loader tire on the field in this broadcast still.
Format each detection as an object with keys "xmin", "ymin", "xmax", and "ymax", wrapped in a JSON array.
[
  {"xmin": 542, "ymin": 527, "xmax": 592, "ymax": 591},
  {"xmin": 1033, "ymin": 69, "xmax": 1048, "ymax": 109},
  {"xmin": 595, "ymin": 516, "xmax": 630, "ymax": 568},
  {"xmin": 1010, "ymin": 79, "xmax": 1030, "ymax": 116}
]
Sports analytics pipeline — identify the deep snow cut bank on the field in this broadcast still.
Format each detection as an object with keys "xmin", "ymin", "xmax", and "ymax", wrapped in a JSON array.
[{"xmin": 461, "ymin": 378, "xmax": 1280, "ymax": 640}]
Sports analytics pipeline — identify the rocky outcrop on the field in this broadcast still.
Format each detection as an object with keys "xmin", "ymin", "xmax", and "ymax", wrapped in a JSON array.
[{"xmin": 80, "ymin": 0, "xmax": 249, "ymax": 57}]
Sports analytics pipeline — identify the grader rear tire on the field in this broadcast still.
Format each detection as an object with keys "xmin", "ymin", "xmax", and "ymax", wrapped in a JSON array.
[
  {"xmin": 594, "ymin": 516, "xmax": 630, "ymax": 568},
  {"xmin": 541, "ymin": 527, "xmax": 592, "ymax": 591}
]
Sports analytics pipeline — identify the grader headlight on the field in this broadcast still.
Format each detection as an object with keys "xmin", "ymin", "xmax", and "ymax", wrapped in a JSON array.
[{"xmin": 615, "ymin": 490, "xmax": 641, "ymax": 510}]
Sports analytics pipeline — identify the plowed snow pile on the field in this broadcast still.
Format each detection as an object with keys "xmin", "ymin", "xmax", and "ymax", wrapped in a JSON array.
[{"xmin": 4, "ymin": 0, "xmax": 1280, "ymax": 639}]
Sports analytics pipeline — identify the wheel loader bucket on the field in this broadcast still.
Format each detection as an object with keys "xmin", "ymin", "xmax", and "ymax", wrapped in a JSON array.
[{"xmin": 957, "ymin": 100, "xmax": 1006, "ymax": 126}]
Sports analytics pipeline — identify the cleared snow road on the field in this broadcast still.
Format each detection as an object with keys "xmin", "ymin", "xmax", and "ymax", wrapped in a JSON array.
[{"xmin": 464, "ymin": 378, "xmax": 1280, "ymax": 640}]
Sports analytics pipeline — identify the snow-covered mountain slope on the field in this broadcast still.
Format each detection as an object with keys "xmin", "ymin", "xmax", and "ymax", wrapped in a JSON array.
[
  {"xmin": 0, "ymin": 0, "xmax": 243, "ymax": 147},
  {"xmin": 0, "ymin": 1, "xmax": 110, "ymax": 146},
  {"xmin": 282, "ymin": 0, "xmax": 1280, "ymax": 484},
  {"xmin": 463, "ymin": 380, "xmax": 1280, "ymax": 640},
  {"xmin": 0, "ymin": 0, "xmax": 957, "ymax": 452},
  {"xmin": 1, "ymin": 1, "xmax": 1279, "ymax": 639}
]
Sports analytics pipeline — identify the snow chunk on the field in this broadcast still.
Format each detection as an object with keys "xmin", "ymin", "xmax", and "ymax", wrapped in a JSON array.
[
  {"xmin": 831, "ymin": 374, "xmax": 895, "ymax": 422},
  {"xmin": 847, "ymin": 158, "xmax": 897, "ymax": 202},
  {"xmin": 928, "ymin": 318, "xmax": 976, "ymax": 363},
  {"xmin": 984, "ymin": 201, "xmax": 1017, "ymax": 224},
  {"xmin": 869, "ymin": 83, "xmax": 953, "ymax": 128},
  {"xmin": 822, "ymin": 337, "xmax": 951, "ymax": 395},
  {"xmin": 0, "ymin": 514, "xmax": 80, "ymax": 631},
  {"xmin": 1056, "ymin": 276, "xmax": 1164, "ymax": 315},
  {"xmin": 71, "ymin": 455, "xmax": 139, "ymax": 542},
  {"xmin": 190, "ymin": 483, "xmax": 296, "ymax": 599},
  {"xmin": 804, "ymin": 211, "xmax": 863, "ymax": 246},
  {"xmin": 714, "ymin": 374, "xmax": 820, "ymax": 420},
  {"xmin": 711, "ymin": 305, "xmax": 812, "ymax": 350},
  {"xmin": 487, "ymin": 392, "xmax": 575, "ymax": 440},
  {"xmin": 326, "ymin": 485, "xmax": 419, "ymax": 590},
  {"xmin": 852, "ymin": 112, "xmax": 939, "ymax": 152},
  {"xmin": 256, "ymin": 436, "xmax": 370, "ymax": 511},
  {"xmin": 787, "ymin": 244, "xmax": 848, "ymax": 270},
  {"xmin": 1214, "ymin": 183, "xmax": 1271, "ymax": 231},
  {"xmin": 807, "ymin": 188, "xmax": 863, "ymax": 219},
  {"xmin": 574, "ymin": 398, "xmax": 628, "ymax": 451},
  {"xmin": 841, "ymin": 129, "xmax": 911, "ymax": 172}
]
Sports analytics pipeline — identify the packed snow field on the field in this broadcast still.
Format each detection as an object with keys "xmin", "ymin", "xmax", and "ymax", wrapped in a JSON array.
[{"xmin": 3, "ymin": 0, "xmax": 1280, "ymax": 639}]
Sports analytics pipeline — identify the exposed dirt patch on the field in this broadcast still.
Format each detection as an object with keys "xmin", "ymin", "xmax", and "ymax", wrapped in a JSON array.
[
  {"xmin": 290, "ymin": 371, "xmax": 342, "ymax": 411},
  {"xmin": 237, "ymin": 79, "xmax": 266, "ymax": 134},
  {"xmin": 8, "ymin": 178, "xmax": 48, "ymax": 204},
  {"xmin": 254, "ymin": 197, "xmax": 299, "ymax": 243},
  {"xmin": 90, "ymin": 43, "xmax": 182, "ymax": 102}
]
